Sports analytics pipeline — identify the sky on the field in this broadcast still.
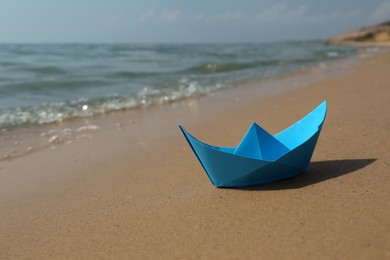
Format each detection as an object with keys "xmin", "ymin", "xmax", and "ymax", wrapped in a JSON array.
[{"xmin": 0, "ymin": 0, "xmax": 389, "ymax": 43}]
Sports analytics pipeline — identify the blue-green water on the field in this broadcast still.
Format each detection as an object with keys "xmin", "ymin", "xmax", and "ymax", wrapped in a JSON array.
[{"xmin": 0, "ymin": 42, "xmax": 355, "ymax": 129}]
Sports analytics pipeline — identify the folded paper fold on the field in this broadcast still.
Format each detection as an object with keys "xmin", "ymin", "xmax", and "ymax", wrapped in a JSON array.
[{"xmin": 179, "ymin": 101, "xmax": 327, "ymax": 188}]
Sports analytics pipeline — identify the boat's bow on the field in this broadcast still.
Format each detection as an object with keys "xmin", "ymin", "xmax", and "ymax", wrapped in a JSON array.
[{"xmin": 274, "ymin": 101, "xmax": 327, "ymax": 150}]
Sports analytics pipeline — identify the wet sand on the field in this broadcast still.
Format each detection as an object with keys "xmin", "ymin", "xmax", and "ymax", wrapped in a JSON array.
[{"xmin": 0, "ymin": 50, "xmax": 389, "ymax": 259}]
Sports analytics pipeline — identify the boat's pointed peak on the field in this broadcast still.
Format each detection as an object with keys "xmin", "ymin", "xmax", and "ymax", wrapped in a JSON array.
[
  {"xmin": 251, "ymin": 122, "xmax": 269, "ymax": 135},
  {"xmin": 234, "ymin": 123, "xmax": 263, "ymax": 159},
  {"xmin": 234, "ymin": 122, "xmax": 290, "ymax": 160}
]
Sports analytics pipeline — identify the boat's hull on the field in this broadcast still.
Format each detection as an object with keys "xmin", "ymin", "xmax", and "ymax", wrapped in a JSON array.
[
  {"xmin": 179, "ymin": 101, "xmax": 327, "ymax": 188},
  {"xmin": 180, "ymin": 126, "xmax": 321, "ymax": 187}
]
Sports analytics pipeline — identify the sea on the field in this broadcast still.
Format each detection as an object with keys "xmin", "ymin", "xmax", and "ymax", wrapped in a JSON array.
[{"xmin": 0, "ymin": 41, "xmax": 356, "ymax": 130}]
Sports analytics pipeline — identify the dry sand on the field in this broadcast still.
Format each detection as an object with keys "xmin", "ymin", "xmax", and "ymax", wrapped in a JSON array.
[{"xmin": 0, "ymin": 50, "xmax": 389, "ymax": 259}]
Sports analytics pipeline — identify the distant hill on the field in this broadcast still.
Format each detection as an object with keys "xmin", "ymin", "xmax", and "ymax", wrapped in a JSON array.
[{"xmin": 325, "ymin": 21, "xmax": 390, "ymax": 46}]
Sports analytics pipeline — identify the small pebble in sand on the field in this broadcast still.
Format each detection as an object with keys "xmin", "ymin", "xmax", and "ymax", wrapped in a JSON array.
[
  {"xmin": 48, "ymin": 135, "xmax": 62, "ymax": 144},
  {"xmin": 76, "ymin": 125, "xmax": 99, "ymax": 132}
]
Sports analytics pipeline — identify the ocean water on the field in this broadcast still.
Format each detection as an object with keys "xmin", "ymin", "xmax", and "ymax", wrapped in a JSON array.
[{"xmin": 0, "ymin": 42, "xmax": 355, "ymax": 129}]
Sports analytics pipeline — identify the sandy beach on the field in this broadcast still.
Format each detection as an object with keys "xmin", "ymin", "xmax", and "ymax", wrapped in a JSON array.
[{"xmin": 0, "ymin": 49, "xmax": 390, "ymax": 259}]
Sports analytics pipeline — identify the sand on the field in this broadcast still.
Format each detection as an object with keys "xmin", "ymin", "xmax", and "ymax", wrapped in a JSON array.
[{"xmin": 0, "ymin": 49, "xmax": 389, "ymax": 259}]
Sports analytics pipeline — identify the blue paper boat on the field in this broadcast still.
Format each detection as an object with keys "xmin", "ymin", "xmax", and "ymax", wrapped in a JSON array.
[{"xmin": 179, "ymin": 101, "xmax": 327, "ymax": 188}]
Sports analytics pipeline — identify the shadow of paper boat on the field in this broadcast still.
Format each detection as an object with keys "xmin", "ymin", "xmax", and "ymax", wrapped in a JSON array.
[{"xmin": 180, "ymin": 101, "xmax": 327, "ymax": 188}]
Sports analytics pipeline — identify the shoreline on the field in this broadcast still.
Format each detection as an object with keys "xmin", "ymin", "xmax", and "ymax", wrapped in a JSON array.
[{"xmin": 1, "ymin": 48, "xmax": 390, "ymax": 259}]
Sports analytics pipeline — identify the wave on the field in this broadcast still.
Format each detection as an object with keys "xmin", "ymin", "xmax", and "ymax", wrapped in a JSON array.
[
  {"xmin": 25, "ymin": 66, "xmax": 68, "ymax": 75},
  {"xmin": 113, "ymin": 71, "xmax": 160, "ymax": 79},
  {"xmin": 185, "ymin": 59, "xmax": 314, "ymax": 74},
  {"xmin": 0, "ymin": 80, "xmax": 219, "ymax": 129}
]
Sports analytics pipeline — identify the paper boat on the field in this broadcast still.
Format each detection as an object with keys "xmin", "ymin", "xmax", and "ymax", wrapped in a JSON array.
[{"xmin": 179, "ymin": 101, "xmax": 327, "ymax": 188}]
